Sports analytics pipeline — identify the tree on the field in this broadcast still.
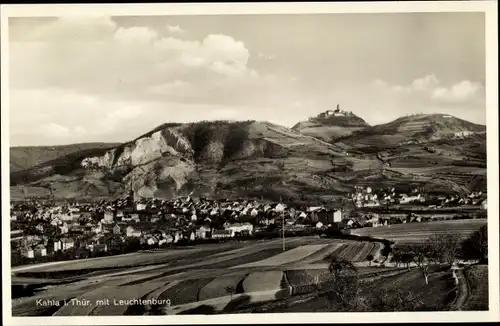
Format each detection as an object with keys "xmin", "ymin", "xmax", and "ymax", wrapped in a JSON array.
[
  {"xmin": 461, "ymin": 225, "xmax": 488, "ymax": 263},
  {"xmin": 410, "ymin": 245, "xmax": 432, "ymax": 285},
  {"xmin": 324, "ymin": 257, "xmax": 361, "ymax": 311},
  {"xmin": 366, "ymin": 254, "xmax": 374, "ymax": 266},
  {"xmin": 392, "ymin": 246, "xmax": 415, "ymax": 270},
  {"xmin": 427, "ymin": 233, "xmax": 462, "ymax": 265}
]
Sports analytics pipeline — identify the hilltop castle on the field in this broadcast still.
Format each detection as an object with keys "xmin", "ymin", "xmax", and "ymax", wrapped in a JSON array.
[{"xmin": 318, "ymin": 104, "xmax": 353, "ymax": 118}]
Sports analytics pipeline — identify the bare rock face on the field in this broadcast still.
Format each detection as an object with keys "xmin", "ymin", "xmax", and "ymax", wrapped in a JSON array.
[
  {"xmin": 81, "ymin": 130, "xmax": 193, "ymax": 170},
  {"xmin": 123, "ymin": 156, "xmax": 196, "ymax": 199}
]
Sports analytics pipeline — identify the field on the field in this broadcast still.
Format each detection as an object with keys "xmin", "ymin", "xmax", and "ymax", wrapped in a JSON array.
[
  {"xmin": 259, "ymin": 265, "xmax": 456, "ymax": 313},
  {"xmin": 12, "ymin": 236, "xmax": 385, "ymax": 316},
  {"xmin": 350, "ymin": 219, "xmax": 487, "ymax": 245},
  {"xmin": 12, "ymin": 221, "xmax": 487, "ymax": 316}
]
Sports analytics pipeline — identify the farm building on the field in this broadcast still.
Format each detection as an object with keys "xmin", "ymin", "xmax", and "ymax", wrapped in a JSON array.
[
  {"xmin": 61, "ymin": 238, "xmax": 75, "ymax": 250},
  {"xmin": 34, "ymin": 244, "xmax": 47, "ymax": 257},
  {"xmin": 196, "ymin": 225, "xmax": 211, "ymax": 239},
  {"xmin": 212, "ymin": 229, "xmax": 232, "ymax": 239},
  {"xmin": 20, "ymin": 246, "xmax": 34, "ymax": 259},
  {"xmin": 225, "ymin": 222, "xmax": 253, "ymax": 237}
]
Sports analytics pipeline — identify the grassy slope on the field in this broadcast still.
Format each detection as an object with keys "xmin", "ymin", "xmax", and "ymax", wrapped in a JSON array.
[
  {"xmin": 462, "ymin": 264, "xmax": 489, "ymax": 311},
  {"xmin": 261, "ymin": 266, "xmax": 455, "ymax": 312},
  {"xmin": 10, "ymin": 143, "xmax": 120, "ymax": 172}
]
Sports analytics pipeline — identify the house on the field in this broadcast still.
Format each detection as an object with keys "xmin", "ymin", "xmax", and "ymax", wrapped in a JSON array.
[
  {"xmin": 59, "ymin": 223, "xmax": 69, "ymax": 234},
  {"xmin": 113, "ymin": 224, "xmax": 121, "ymax": 235},
  {"xmin": 35, "ymin": 224, "xmax": 44, "ymax": 233},
  {"xmin": 34, "ymin": 244, "xmax": 47, "ymax": 257},
  {"xmin": 47, "ymin": 239, "xmax": 62, "ymax": 253},
  {"xmin": 106, "ymin": 238, "xmax": 123, "ymax": 251},
  {"xmin": 196, "ymin": 225, "xmax": 211, "ymax": 239},
  {"xmin": 87, "ymin": 243, "xmax": 108, "ymax": 253},
  {"xmin": 225, "ymin": 222, "xmax": 253, "ymax": 237},
  {"xmin": 50, "ymin": 217, "xmax": 61, "ymax": 226},
  {"xmin": 136, "ymin": 203, "xmax": 146, "ymax": 211},
  {"xmin": 146, "ymin": 237, "xmax": 158, "ymax": 246},
  {"xmin": 316, "ymin": 221, "xmax": 324, "ymax": 229},
  {"xmin": 212, "ymin": 229, "xmax": 232, "ymax": 239},
  {"xmin": 20, "ymin": 246, "xmax": 34, "ymax": 259},
  {"xmin": 92, "ymin": 222, "xmax": 103, "ymax": 234},
  {"xmin": 332, "ymin": 210, "xmax": 342, "ymax": 223},
  {"xmin": 189, "ymin": 231, "xmax": 196, "ymax": 241},
  {"xmin": 126, "ymin": 226, "xmax": 142, "ymax": 237},
  {"xmin": 482, "ymin": 199, "xmax": 487, "ymax": 210},
  {"xmin": 165, "ymin": 234, "xmax": 174, "ymax": 244},
  {"xmin": 103, "ymin": 211, "xmax": 114, "ymax": 224},
  {"xmin": 61, "ymin": 238, "xmax": 75, "ymax": 250},
  {"xmin": 131, "ymin": 213, "xmax": 140, "ymax": 222},
  {"xmin": 274, "ymin": 203, "xmax": 285, "ymax": 213},
  {"xmin": 174, "ymin": 232, "xmax": 182, "ymax": 243}
]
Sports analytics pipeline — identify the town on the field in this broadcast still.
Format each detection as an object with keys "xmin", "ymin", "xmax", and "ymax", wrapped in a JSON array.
[{"xmin": 10, "ymin": 184, "xmax": 487, "ymax": 266}]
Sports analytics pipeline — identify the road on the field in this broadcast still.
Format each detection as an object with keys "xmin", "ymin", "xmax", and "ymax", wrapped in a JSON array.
[{"xmin": 450, "ymin": 267, "xmax": 470, "ymax": 310}]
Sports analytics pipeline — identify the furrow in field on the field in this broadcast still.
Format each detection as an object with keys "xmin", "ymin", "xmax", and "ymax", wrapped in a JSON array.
[
  {"xmin": 291, "ymin": 243, "xmax": 345, "ymax": 265},
  {"xmin": 232, "ymin": 244, "xmax": 329, "ymax": 268},
  {"xmin": 352, "ymin": 242, "xmax": 375, "ymax": 262}
]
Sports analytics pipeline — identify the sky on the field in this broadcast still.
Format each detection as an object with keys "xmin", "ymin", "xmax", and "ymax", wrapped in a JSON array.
[{"xmin": 8, "ymin": 12, "xmax": 486, "ymax": 146}]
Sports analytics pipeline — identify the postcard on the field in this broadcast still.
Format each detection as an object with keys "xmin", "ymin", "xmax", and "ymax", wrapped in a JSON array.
[{"xmin": 1, "ymin": 2, "xmax": 498, "ymax": 325}]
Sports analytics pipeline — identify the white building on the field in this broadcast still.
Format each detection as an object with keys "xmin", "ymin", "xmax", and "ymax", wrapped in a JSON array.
[
  {"xmin": 103, "ymin": 211, "xmax": 114, "ymax": 224},
  {"xmin": 225, "ymin": 222, "xmax": 254, "ymax": 237},
  {"xmin": 333, "ymin": 210, "xmax": 342, "ymax": 223},
  {"xmin": 196, "ymin": 226, "xmax": 211, "ymax": 239},
  {"xmin": 34, "ymin": 245, "xmax": 47, "ymax": 257},
  {"xmin": 21, "ymin": 247, "xmax": 34, "ymax": 259}
]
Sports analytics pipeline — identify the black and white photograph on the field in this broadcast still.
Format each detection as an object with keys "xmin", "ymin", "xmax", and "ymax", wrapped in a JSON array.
[{"xmin": 1, "ymin": 2, "xmax": 498, "ymax": 324}]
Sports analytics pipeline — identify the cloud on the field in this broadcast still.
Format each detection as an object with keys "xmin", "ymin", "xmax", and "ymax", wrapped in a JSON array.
[
  {"xmin": 366, "ymin": 74, "xmax": 485, "ymax": 125},
  {"xmin": 10, "ymin": 16, "xmax": 304, "ymax": 145},
  {"xmin": 10, "ymin": 18, "xmax": 267, "ymax": 104},
  {"xmin": 432, "ymin": 80, "xmax": 483, "ymax": 103},
  {"xmin": 114, "ymin": 26, "xmax": 158, "ymax": 44},
  {"xmin": 411, "ymin": 74, "xmax": 439, "ymax": 91},
  {"xmin": 167, "ymin": 24, "xmax": 185, "ymax": 34},
  {"xmin": 372, "ymin": 74, "xmax": 484, "ymax": 104}
]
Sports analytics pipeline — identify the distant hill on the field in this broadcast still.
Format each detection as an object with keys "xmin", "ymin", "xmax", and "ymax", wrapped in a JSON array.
[
  {"xmin": 333, "ymin": 113, "xmax": 486, "ymax": 154},
  {"xmin": 10, "ymin": 114, "xmax": 487, "ymax": 201},
  {"xmin": 10, "ymin": 143, "xmax": 120, "ymax": 172},
  {"xmin": 293, "ymin": 108, "xmax": 370, "ymax": 142}
]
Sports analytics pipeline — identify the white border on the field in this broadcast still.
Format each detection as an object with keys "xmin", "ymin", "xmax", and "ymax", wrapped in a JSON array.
[{"xmin": 1, "ymin": 2, "xmax": 499, "ymax": 325}]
